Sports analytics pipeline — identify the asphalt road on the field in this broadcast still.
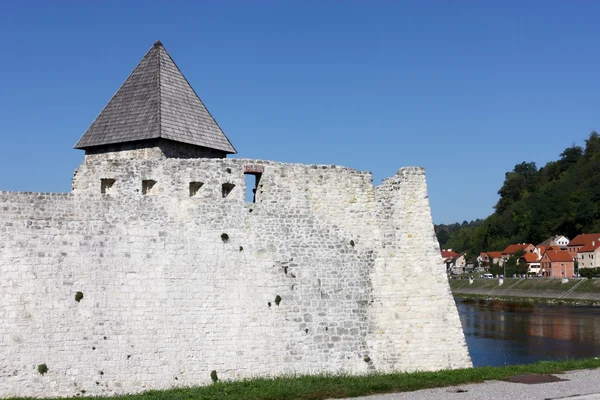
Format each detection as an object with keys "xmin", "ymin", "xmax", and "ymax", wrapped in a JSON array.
[{"xmin": 335, "ymin": 369, "xmax": 600, "ymax": 400}]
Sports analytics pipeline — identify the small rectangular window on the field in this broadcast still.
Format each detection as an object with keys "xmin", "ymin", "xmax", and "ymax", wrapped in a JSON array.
[
  {"xmin": 142, "ymin": 180, "xmax": 157, "ymax": 195},
  {"xmin": 189, "ymin": 182, "xmax": 204, "ymax": 197},
  {"xmin": 101, "ymin": 179, "xmax": 115, "ymax": 194},
  {"xmin": 222, "ymin": 182, "xmax": 235, "ymax": 198}
]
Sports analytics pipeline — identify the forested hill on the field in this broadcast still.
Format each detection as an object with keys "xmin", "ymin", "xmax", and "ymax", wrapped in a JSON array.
[{"xmin": 436, "ymin": 132, "xmax": 600, "ymax": 257}]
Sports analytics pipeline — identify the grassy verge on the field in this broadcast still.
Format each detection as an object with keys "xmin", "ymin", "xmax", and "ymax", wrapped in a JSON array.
[
  {"xmin": 513, "ymin": 279, "xmax": 580, "ymax": 291},
  {"xmin": 450, "ymin": 278, "xmax": 502, "ymax": 291},
  {"xmin": 574, "ymin": 279, "xmax": 600, "ymax": 293},
  {"xmin": 448, "ymin": 278, "xmax": 585, "ymax": 292},
  {"xmin": 453, "ymin": 292, "xmax": 600, "ymax": 306},
  {"xmin": 12, "ymin": 358, "xmax": 600, "ymax": 400}
]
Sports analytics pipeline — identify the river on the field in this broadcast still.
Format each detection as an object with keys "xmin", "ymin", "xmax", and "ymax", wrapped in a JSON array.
[{"xmin": 456, "ymin": 297, "xmax": 600, "ymax": 367}]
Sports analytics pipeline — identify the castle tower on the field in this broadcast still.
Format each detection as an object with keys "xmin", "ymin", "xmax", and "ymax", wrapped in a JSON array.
[{"xmin": 74, "ymin": 41, "xmax": 236, "ymax": 160}]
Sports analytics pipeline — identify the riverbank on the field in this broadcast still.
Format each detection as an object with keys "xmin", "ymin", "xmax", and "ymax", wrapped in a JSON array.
[
  {"xmin": 449, "ymin": 277, "xmax": 600, "ymax": 304},
  {"xmin": 8, "ymin": 358, "xmax": 600, "ymax": 400}
]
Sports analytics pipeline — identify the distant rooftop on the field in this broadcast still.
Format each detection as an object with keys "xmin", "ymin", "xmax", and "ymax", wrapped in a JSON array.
[{"xmin": 74, "ymin": 40, "xmax": 236, "ymax": 154}]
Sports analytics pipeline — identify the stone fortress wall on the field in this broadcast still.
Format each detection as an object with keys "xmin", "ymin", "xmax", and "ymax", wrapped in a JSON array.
[{"xmin": 0, "ymin": 156, "xmax": 471, "ymax": 397}]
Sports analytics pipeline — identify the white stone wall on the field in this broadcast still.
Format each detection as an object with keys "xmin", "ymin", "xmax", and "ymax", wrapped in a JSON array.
[{"xmin": 0, "ymin": 158, "xmax": 471, "ymax": 398}]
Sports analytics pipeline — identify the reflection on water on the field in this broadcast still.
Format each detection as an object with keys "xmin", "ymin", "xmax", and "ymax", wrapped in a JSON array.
[{"xmin": 456, "ymin": 298, "xmax": 600, "ymax": 367}]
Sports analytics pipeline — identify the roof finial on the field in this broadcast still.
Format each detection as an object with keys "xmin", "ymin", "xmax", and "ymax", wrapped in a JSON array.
[{"xmin": 153, "ymin": 40, "xmax": 163, "ymax": 47}]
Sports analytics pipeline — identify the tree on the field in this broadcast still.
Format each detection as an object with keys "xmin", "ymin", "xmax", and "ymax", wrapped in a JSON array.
[
  {"xmin": 504, "ymin": 256, "xmax": 519, "ymax": 277},
  {"xmin": 440, "ymin": 133, "xmax": 600, "ymax": 260},
  {"xmin": 489, "ymin": 263, "xmax": 503, "ymax": 277},
  {"xmin": 584, "ymin": 132, "xmax": 600, "ymax": 161},
  {"xmin": 558, "ymin": 145, "xmax": 583, "ymax": 173},
  {"xmin": 513, "ymin": 249, "xmax": 526, "ymax": 259},
  {"xmin": 436, "ymin": 230, "xmax": 449, "ymax": 247},
  {"xmin": 495, "ymin": 162, "xmax": 538, "ymax": 214}
]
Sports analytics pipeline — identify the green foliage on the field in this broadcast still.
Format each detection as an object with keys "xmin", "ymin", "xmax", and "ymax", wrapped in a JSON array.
[
  {"xmin": 489, "ymin": 263, "xmax": 503, "ymax": 277},
  {"xmin": 436, "ymin": 230, "xmax": 449, "ymax": 247},
  {"xmin": 37, "ymin": 364, "xmax": 48, "ymax": 375},
  {"xmin": 436, "ymin": 132, "xmax": 600, "ymax": 254},
  {"xmin": 513, "ymin": 250, "xmax": 526, "ymax": 258},
  {"xmin": 579, "ymin": 268, "xmax": 600, "ymax": 279}
]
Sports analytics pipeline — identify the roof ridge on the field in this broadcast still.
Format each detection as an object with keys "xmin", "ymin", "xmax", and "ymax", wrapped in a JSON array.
[
  {"xmin": 159, "ymin": 47, "xmax": 238, "ymax": 154},
  {"xmin": 74, "ymin": 45, "xmax": 157, "ymax": 149},
  {"xmin": 157, "ymin": 42, "xmax": 162, "ymax": 140}
]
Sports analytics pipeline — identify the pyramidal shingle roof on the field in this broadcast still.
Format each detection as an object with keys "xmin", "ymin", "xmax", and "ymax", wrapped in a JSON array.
[{"xmin": 74, "ymin": 41, "xmax": 236, "ymax": 154}]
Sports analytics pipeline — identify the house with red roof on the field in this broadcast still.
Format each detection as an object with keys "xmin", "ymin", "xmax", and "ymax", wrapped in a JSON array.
[
  {"xmin": 486, "ymin": 251, "xmax": 504, "ymax": 265},
  {"xmin": 519, "ymin": 252, "xmax": 541, "ymax": 275},
  {"xmin": 577, "ymin": 239, "xmax": 600, "ymax": 270},
  {"xmin": 442, "ymin": 249, "xmax": 466, "ymax": 274},
  {"xmin": 567, "ymin": 234, "xmax": 600, "ymax": 257},
  {"xmin": 501, "ymin": 243, "xmax": 535, "ymax": 260},
  {"xmin": 540, "ymin": 249, "xmax": 575, "ymax": 278},
  {"xmin": 477, "ymin": 252, "xmax": 487, "ymax": 263},
  {"xmin": 535, "ymin": 245, "xmax": 550, "ymax": 257},
  {"xmin": 477, "ymin": 251, "xmax": 504, "ymax": 268}
]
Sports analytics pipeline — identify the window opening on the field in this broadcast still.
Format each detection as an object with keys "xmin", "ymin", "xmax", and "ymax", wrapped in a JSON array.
[
  {"xmin": 101, "ymin": 179, "xmax": 115, "ymax": 194},
  {"xmin": 244, "ymin": 173, "xmax": 262, "ymax": 203},
  {"xmin": 189, "ymin": 182, "xmax": 204, "ymax": 197},
  {"xmin": 222, "ymin": 183, "xmax": 235, "ymax": 198},
  {"xmin": 142, "ymin": 180, "xmax": 157, "ymax": 195}
]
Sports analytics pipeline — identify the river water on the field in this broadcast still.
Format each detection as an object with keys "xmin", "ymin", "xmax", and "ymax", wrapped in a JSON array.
[{"xmin": 456, "ymin": 297, "xmax": 600, "ymax": 367}]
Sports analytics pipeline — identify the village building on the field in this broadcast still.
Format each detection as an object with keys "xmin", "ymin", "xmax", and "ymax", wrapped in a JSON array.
[
  {"xmin": 519, "ymin": 252, "xmax": 541, "ymax": 275},
  {"xmin": 487, "ymin": 251, "xmax": 504, "ymax": 265},
  {"xmin": 453, "ymin": 252, "xmax": 467, "ymax": 274},
  {"xmin": 537, "ymin": 235, "xmax": 570, "ymax": 249},
  {"xmin": 577, "ymin": 240, "xmax": 600, "ymax": 270},
  {"xmin": 442, "ymin": 249, "xmax": 466, "ymax": 274},
  {"xmin": 477, "ymin": 251, "xmax": 504, "ymax": 271},
  {"xmin": 477, "ymin": 252, "xmax": 487, "ymax": 264},
  {"xmin": 501, "ymin": 243, "xmax": 535, "ymax": 261},
  {"xmin": 465, "ymin": 257, "xmax": 478, "ymax": 272},
  {"xmin": 486, "ymin": 251, "xmax": 504, "ymax": 266},
  {"xmin": 477, "ymin": 251, "xmax": 503, "ymax": 267},
  {"xmin": 534, "ymin": 245, "xmax": 550, "ymax": 258},
  {"xmin": 567, "ymin": 233, "xmax": 600, "ymax": 257},
  {"xmin": 540, "ymin": 249, "xmax": 575, "ymax": 278}
]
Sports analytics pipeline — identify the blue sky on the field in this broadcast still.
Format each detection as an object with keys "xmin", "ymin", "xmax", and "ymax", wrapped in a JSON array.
[{"xmin": 1, "ymin": 1, "xmax": 599, "ymax": 224}]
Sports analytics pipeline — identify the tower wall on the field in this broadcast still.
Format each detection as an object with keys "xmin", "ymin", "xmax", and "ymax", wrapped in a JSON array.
[{"xmin": 83, "ymin": 139, "xmax": 227, "ymax": 161}]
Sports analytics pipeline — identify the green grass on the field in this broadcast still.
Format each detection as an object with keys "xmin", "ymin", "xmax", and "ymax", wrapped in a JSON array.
[
  {"xmin": 453, "ymin": 292, "xmax": 600, "ymax": 306},
  {"xmin": 514, "ymin": 279, "xmax": 579, "ymax": 291},
  {"xmin": 574, "ymin": 279, "xmax": 600, "ymax": 293},
  {"xmin": 450, "ymin": 277, "xmax": 600, "ymax": 304},
  {"xmin": 449, "ymin": 278, "xmax": 585, "ymax": 293},
  {"xmin": 11, "ymin": 358, "xmax": 600, "ymax": 400},
  {"xmin": 450, "ymin": 278, "xmax": 503, "ymax": 290}
]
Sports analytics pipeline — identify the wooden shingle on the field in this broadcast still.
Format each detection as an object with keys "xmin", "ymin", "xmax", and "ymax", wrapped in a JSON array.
[{"xmin": 74, "ymin": 41, "xmax": 236, "ymax": 154}]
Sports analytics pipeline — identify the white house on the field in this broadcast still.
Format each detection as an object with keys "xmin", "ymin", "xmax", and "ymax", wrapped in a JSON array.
[
  {"xmin": 578, "ymin": 240, "xmax": 600, "ymax": 270},
  {"xmin": 538, "ymin": 235, "xmax": 570, "ymax": 249}
]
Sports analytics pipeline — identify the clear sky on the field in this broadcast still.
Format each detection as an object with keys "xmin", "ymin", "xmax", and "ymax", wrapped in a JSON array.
[{"xmin": 1, "ymin": 1, "xmax": 598, "ymax": 224}]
